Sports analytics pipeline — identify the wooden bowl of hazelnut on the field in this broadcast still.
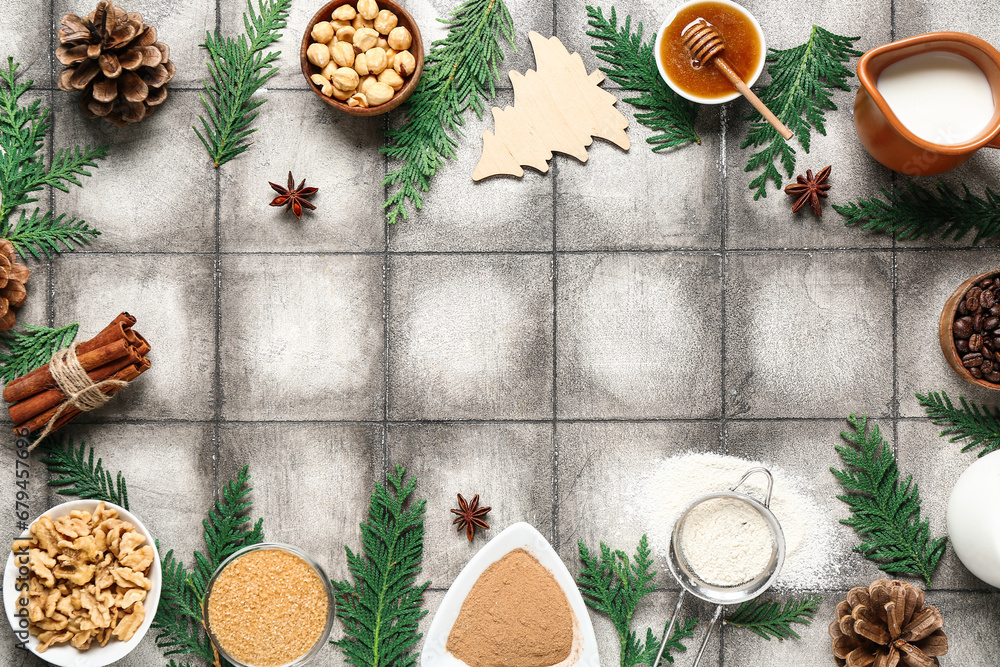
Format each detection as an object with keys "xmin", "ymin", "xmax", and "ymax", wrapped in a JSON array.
[
  {"xmin": 939, "ymin": 269, "xmax": 1000, "ymax": 390},
  {"xmin": 300, "ymin": 0, "xmax": 424, "ymax": 116}
]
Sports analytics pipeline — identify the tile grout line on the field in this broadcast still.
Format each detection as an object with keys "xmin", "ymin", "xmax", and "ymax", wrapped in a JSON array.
[
  {"xmin": 382, "ymin": 112, "xmax": 390, "ymax": 484},
  {"xmin": 550, "ymin": 0, "xmax": 560, "ymax": 552},
  {"xmin": 717, "ymin": 103, "xmax": 729, "ymax": 667},
  {"xmin": 212, "ymin": 0, "xmax": 222, "ymax": 505},
  {"xmin": 45, "ymin": 0, "xmax": 56, "ymax": 504},
  {"xmin": 890, "ymin": 0, "xmax": 899, "ymax": 459}
]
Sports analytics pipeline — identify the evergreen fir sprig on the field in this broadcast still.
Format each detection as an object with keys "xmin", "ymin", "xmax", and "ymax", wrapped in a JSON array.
[
  {"xmin": 0, "ymin": 56, "xmax": 106, "ymax": 255},
  {"xmin": 333, "ymin": 464, "xmax": 430, "ymax": 667},
  {"xmin": 195, "ymin": 0, "xmax": 292, "ymax": 167},
  {"xmin": 741, "ymin": 27, "xmax": 861, "ymax": 199},
  {"xmin": 153, "ymin": 465, "xmax": 264, "ymax": 666},
  {"xmin": 577, "ymin": 535, "xmax": 695, "ymax": 666},
  {"xmin": 834, "ymin": 181, "xmax": 1000, "ymax": 244},
  {"xmin": 725, "ymin": 594, "xmax": 822, "ymax": 640},
  {"xmin": 382, "ymin": 0, "xmax": 515, "ymax": 224},
  {"xmin": 832, "ymin": 414, "xmax": 947, "ymax": 587},
  {"xmin": 37, "ymin": 435, "xmax": 128, "ymax": 508},
  {"xmin": 0, "ymin": 322, "xmax": 78, "ymax": 384},
  {"xmin": 585, "ymin": 5, "xmax": 700, "ymax": 151},
  {"xmin": 917, "ymin": 391, "xmax": 1000, "ymax": 457}
]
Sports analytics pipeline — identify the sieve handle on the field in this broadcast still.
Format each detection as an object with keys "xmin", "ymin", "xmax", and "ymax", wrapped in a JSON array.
[
  {"xmin": 730, "ymin": 467, "xmax": 775, "ymax": 508},
  {"xmin": 651, "ymin": 590, "xmax": 686, "ymax": 667},
  {"xmin": 691, "ymin": 605, "xmax": 724, "ymax": 667}
]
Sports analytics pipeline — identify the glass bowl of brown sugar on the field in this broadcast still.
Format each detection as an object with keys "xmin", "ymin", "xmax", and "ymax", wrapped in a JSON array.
[{"xmin": 203, "ymin": 543, "xmax": 335, "ymax": 667}]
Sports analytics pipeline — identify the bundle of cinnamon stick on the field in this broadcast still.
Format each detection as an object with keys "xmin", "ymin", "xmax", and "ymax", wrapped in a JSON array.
[{"xmin": 4, "ymin": 313, "xmax": 151, "ymax": 435}]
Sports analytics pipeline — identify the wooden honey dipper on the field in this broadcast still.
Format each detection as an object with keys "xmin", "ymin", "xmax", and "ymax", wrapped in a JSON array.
[{"xmin": 682, "ymin": 18, "xmax": 793, "ymax": 139}]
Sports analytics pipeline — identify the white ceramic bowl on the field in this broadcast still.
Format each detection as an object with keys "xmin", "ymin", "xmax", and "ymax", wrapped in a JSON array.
[
  {"xmin": 2, "ymin": 500, "xmax": 162, "ymax": 667},
  {"xmin": 421, "ymin": 522, "xmax": 599, "ymax": 667},
  {"xmin": 653, "ymin": 0, "xmax": 767, "ymax": 104},
  {"xmin": 947, "ymin": 450, "xmax": 1000, "ymax": 588}
]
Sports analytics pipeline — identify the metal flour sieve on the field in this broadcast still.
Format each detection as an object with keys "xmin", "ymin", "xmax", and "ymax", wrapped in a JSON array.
[{"xmin": 652, "ymin": 467, "xmax": 786, "ymax": 667}]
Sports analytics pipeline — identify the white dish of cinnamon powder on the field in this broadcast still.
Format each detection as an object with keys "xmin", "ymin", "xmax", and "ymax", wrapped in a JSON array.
[{"xmin": 421, "ymin": 522, "xmax": 599, "ymax": 667}]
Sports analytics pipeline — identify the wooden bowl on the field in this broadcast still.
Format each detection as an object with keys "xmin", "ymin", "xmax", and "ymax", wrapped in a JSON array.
[
  {"xmin": 300, "ymin": 0, "xmax": 424, "ymax": 116},
  {"xmin": 939, "ymin": 269, "xmax": 1000, "ymax": 390}
]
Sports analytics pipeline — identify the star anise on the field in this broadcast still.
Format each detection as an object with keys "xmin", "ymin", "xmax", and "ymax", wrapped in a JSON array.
[
  {"xmin": 268, "ymin": 171, "xmax": 318, "ymax": 219},
  {"xmin": 784, "ymin": 165, "xmax": 831, "ymax": 216},
  {"xmin": 450, "ymin": 493, "xmax": 491, "ymax": 542}
]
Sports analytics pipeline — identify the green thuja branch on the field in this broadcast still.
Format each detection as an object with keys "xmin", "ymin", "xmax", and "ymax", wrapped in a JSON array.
[
  {"xmin": 835, "ymin": 182, "xmax": 1000, "ymax": 244},
  {"xmin": 585, "ymin": 5, "xmax": 700, "ymax": 150},
  {"xmin": 382, "ymin": 0, "xmax": 515, "ymax": 224},
  {"xmin": 725, "ymin": 595, "xmax": 822, "ymax": 640},
  {"xmin": 0, "ymin": 57, "xmax": 105, "ymax": 256},
  {"xmin": 918, "ymin": 391, "xmax": 1000, "ymax": 457},
  {"xmin": 333, "ymin": 464, "xmax": 430, "ymax": 667},
  {"xmin": 742, "ymin": 26, "xmax": 860, "ymax": 199},
  {"xmin": 577, "ymin": 535, "xmax": 696, "ymax": 666},
  {"xmin": 832, "ymin": 414, "xmax": 946, "ymax": 586},
  {"xmin": 38, "ymin": 435, "xmax": 128, "ymax": 508},
  {"xmin": 0, "ymin": 322, "xmax": 78, "ymax": 383},
  {"xmin": 195, "ymin": 0, "xmax": 292, "ymax": 167}
]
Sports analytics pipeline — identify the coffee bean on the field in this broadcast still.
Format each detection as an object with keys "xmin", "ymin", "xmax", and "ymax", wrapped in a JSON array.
[
  {"xmin": 971, "ymin": 334, "xmax": 984, "ymax": 351},
  {"xmin": 995, "ymin": 337, "xmax": 1000, "ymax": 348},
  {"xmin": 969, "ymin": 286, "xmax": 983, "ymax": 299},
  {"xmin": 985, "ymin": 317, "xmax": 1000, "ymax": 331},
  {"xmin": 957, "ymin": 339, "xmax": 971, "ymax": 353},
  {"xmin": 974, "ymin": 314, "xmax": 985, "ymax": 332},
  {"xmin": 982, "ymin": 279, "xmax": 995, "ymax": 289},
  {"xmin": 983, "ymin": 346, "xmax": 995, "ymax": 360},
  {"xmin": 991, "ymin": 304, "xmax": 1000, "ymax": 316},
  {"xmin": 963, "ymin": 352, "xmax": 984, "ymax": 367},
  {"xmin": 968, "ymin": 296, "xmax": 981, "ymax": 312},
  {"xmin": 971, "ymin": 367, "xmax": 985, "ymax": 379},
  {"xmin": 959, "ymin": 300, "xmax": 969, "ymax": 316},
  {"xmin": 983, "ymin": 360, "xmax": 995, "ymax": 374},
  {"xmin": 983, "ymin": 290, "xmax": 996, "ymax": 309},
  {"xmin": 988, "ymin": 371, "xmax": 1000, "ymax": 382},
  {"xmin": 954, "ymin": 317, "xmax": 974, "ymax": 338}
]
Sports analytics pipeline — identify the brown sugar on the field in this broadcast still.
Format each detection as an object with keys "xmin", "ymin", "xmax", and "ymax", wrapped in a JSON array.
[
  {"xmin": 660, "ymin": 0, "xmax": 762, "ymax": 99},
  {"xmin": 446, "ymin": 549, "xmax": 574, "ymax": 667},
  {"xmin": 207, "ymin": 548, "xmax": 329, "ymax": 667}
]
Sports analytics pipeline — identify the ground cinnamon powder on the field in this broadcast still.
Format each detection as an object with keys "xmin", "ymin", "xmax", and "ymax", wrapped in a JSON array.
[
  {"xmin": 207, "ymin": 548, "xmax": 329, "ymax": 667},
  {"xmin": 446, "ymin": 548, "xmax": 574, "ymax": 667}
]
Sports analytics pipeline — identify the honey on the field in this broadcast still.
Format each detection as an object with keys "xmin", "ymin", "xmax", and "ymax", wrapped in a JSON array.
[{"xmin": 659, "ymin": 1, "xmax": 762, "ymax": 99}]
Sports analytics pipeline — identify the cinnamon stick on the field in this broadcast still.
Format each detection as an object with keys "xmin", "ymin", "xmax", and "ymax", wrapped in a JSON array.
[
  {"xmin": 8, "ymin": 348, "xmax": 145, "ymax": 425},
  {"xmin": 3, "ymin": 338, "xmax": 133, "ymax": 403},
  {"xmin": 48, "ymin": 359, "xmax": 151, "ymax": 432},
  {"xmin": 3, "ymin": 313, "xmax": 136, "ymax": 402}
]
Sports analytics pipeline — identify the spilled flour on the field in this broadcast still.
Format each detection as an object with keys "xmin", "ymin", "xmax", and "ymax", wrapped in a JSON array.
[{"xmin": 637, "ymin": 452, "xmax": 845, "ymax": 590}]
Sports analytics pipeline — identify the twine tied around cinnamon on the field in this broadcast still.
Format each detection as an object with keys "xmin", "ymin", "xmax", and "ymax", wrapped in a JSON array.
[{"xmin": 29, "ymin": 343, "xmax": 129, "ymax": 450}]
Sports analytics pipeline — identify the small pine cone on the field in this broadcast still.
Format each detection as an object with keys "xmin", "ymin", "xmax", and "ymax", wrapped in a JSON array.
[
  {"xmin": 829, "ymin": 579, "xmax": 948, "ymax": 667},
  {"xmin": 0, "ymin": 240, "xmax": 30, "ymax": 332},
  {"xmin": 56, "ymin": 0, "xmax": 175, "ymax": 127}
]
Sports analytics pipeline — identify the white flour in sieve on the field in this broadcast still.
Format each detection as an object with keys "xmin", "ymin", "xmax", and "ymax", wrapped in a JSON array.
[
  {"xmin": 679, "ymin": 497, "xmax": 773, "ymax": 586},
  {"xmin": 637, "ymin": 452, "xmax": 845, "ymax": 590}
]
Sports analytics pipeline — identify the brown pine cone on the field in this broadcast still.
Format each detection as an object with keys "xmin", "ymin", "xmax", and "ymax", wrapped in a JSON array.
[
  {"xmin": 56, "ymin": 0, "xmax": 175, "ymax": 127},
  {"xmin": 830, "ymin": 579, "xmax": 948, "ymax": 667},
  {"xmin": 0, "ymin": 240, "xmax": 30, "ymax": 332}
]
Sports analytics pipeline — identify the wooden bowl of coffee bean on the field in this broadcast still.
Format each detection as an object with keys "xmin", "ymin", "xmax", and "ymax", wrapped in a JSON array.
[{"xmin": 940, "ymin": 270, "xmax": 1000, "ymax": 390}]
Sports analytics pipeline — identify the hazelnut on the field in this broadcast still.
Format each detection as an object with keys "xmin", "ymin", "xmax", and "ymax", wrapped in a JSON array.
[
  {"xmin": 365, "ymin": 47, "xmax": 387, "ymax": 74},
  {"xmin": 332, "ymin": 66, "xmax": 361, "ymax": 91},
  {"xmin": 331, "ymin": 19, "xmax": 350, "ymax": 30},
  {"xmin": 332, "ymin": 3, "xmax": 356, "ymax": 21},
  {"xmin": 378, "ymin": 68, "xmax": 404, "ymax": 91},
  {"xmin": 353, "ymin": 27, "xmax": 379, "ymax": 52},
  {"xmin": 387, "ymin": 26, "xmax": 412, "ymax": 51},
  {"xmin": 348, "ymin": 92, "xmax": 369, "ymax": 108},
  {"xmin": 321, "ymin": 61, "xmax": 339, "ymax": 80},
  {"xmin": 393, "ymin": 49, "xmax": 415, "ymax": 76},
  {"xmin": 311, "ymin": 21, "xmax": 335, "ymax": 44},
  {"xmin": 360, "ymin": 74, "xmax": 378, "ymax": 95},
  {"xmin": 357, "ymin": 0, "xmax": 379, "ymax": 20},
  {"xmin": 310, "ymin": 73, "xmax": 335, "ymax": 97},
  {"xmin": 335, "ymin": 25, "xmax": 356, "ymax": 43},
  {"xmin": 384, "ymin": 48, "xmax": 396, "ymax": 68},
  {"xmin": 377, "ymin": 37, "xmax": 389, "ymax": 50},
  {"xmin": 331, "ymin": 40, "xmax": 355, "ymax": 67},
  {"xmin": 307, "ymin": 42, "xmax": 331, "ymax": 68},
  {"xmin": 354, "ymin": 52, "xmax": 370, "ymax": 76},
  {"xmin": 332, "ymin": 85, "xmax": 355, "ymax": 101},
  {"xmin": 366, "ymin": 81, "xmax": 394, "ymax": 105},
  {"xmin": 352, "ymin": 14, "xmax": 374, "ymax": 30},
  {"xmin": 374, "ymin": 9, "xmax": 397, "ymax": 35}
]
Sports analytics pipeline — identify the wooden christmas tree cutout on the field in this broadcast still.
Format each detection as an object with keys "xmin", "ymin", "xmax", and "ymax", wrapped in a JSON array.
[{"xmin": 471, "ymin": 31, "xmax": 630, "ymax": 181}]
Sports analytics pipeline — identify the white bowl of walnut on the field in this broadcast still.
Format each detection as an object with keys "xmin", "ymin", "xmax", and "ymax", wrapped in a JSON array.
[{"xmin": 2, "ymin": 499, "xmax": 161, "ymax": 667}]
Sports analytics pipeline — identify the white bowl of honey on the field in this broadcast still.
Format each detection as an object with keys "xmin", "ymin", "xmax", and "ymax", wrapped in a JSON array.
[{"xmin": 654, "ymin": 0, "xmax": 766, "ymax": 104}]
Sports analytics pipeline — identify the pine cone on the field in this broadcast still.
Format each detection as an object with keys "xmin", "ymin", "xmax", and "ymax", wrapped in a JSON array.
[
  {"xmin": 0, "ymin": 240, "xmax": 30, "ymax": 332},
  {"xmin": 830, "ymin": 579, "xmax": 948, "ymax": 667},
  {"xmin": 56, "ymin": 0, "xmax": 175, "ymax": 127}
]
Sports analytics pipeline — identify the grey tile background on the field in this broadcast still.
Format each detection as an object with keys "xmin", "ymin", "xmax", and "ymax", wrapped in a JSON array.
[{"xmin": 4, "ymin": 0, "xmax": 1000, "ymax": 665}]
